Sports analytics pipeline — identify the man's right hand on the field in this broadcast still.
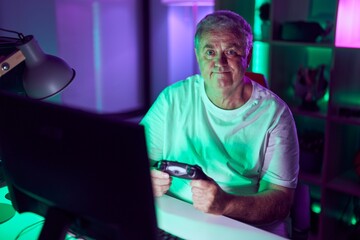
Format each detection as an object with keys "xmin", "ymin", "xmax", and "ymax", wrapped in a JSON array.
[{"xmin": 150, "ymin": 169, "xmax": 172, "ymax": 197}]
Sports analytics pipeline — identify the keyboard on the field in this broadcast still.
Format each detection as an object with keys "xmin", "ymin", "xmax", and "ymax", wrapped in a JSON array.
[
  {"xmin": 67, "ymin": 227, "xmax": 184, "ymax": 240},
  {"xmin": 157, "ymin": 227, "xmax": 185, "ymax": 240}
]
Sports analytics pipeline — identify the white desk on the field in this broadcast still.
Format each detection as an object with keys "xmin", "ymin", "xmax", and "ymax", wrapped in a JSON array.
[
  {"xmin": 156, "ymin": 195, "xmax": 286, "ymax": 240},
  {"xmin": 0, "ymin": 186, "xmax": 286, "ymax": 239}
]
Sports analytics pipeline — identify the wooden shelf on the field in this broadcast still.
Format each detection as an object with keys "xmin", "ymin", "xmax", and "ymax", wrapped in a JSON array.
[
  {"xmin": 299, "ymin": 172, "xmax": 322, "ymax": 186},
  {"xmin": 326, "ymin": 170, "xmax": 360, "ymax": 197},
  {"xmin": 269, "ymin": 40, "xmax": 334, "ymax": 48},
  {"xmin": 291, "ymin": 107, "xmax": 327, "ymax": 120},
  {"xmin": 216, "ymin": 0, "xmax": 359, "ymax": 239},
  {"xmin": 328, "ymin": 115, "xmax": 360, "ymax": 126}
]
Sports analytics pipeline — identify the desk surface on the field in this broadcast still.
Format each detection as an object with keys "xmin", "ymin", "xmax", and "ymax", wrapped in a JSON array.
[
  {"xmin": 156, "ymin": 195, "xmax": 285, "ymax": 240},
  {"xmin": 0, "ymin": 186, "xmax": 285, "ymax": 240}
]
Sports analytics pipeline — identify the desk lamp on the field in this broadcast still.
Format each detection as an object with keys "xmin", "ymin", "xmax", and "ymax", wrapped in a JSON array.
[
  {"xmin": 0, "ymin": 29, "xmax": 75, "ymax": 99},
  {"xmin": 0, "ymin": 27, "xmax": 75, "ymax": 223}
]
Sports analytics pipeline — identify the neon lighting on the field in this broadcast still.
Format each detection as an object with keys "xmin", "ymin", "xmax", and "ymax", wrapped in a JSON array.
[
  {"xmin": 251, "ymin": 41, "xmax": 269, "ymax": 82},
  {"xmin": 323, "ymin": 90, "xmax": 329, "ymax": 102},
  {"xmin": 351, "ymin": 216, "xmax": 358, "ymax": 225},
  {"xmin": 167, "ymin": 4, "xmax": 213, "ymax": 84},
  {"xmin": 92, "ymin": 1, "xmax": 103, "ymax": 111},
  {"xmin": 254, "ymin": 0, "xmax": 270, "ymax": 40},
  {"xmin": 162, "ymin": 0, "xmax": 214, "ymax": 6},
  {"xmin": 334, "ymin": 92, "xmax": 360, "ymax": 106},
  {"xmin": 335, "ymin": 0, "xmax": 360, "ymax": 48},
  {"xmin": 311, "ymin": 202, "xmax": 321, "ymax": 214}
]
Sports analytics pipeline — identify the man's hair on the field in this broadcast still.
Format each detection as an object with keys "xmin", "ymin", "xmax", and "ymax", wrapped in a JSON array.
[{"xmin": 194, "ymin": 10, "xmax": 253, "ymax": 52}]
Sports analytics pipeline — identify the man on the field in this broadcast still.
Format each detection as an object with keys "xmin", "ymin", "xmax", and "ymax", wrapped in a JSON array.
[{"xmin": 140, "ymin": 10, "xmax": 299, "ymax": 238}]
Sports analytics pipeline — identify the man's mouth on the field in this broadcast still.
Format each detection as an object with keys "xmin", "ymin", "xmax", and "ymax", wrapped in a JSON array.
[{"xmin": 213, "ymin": 71, "xmax": 230, "ymax": 74}]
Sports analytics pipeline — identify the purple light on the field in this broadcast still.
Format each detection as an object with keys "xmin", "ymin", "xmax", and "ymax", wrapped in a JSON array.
[
  {"xmin": 335, "ymin": 0, "xmax": 360, "ymax": 48},
  {"xmin": 162, "ymin": 0, "xmax": 214, "ymax": 7},
  {"xmin": 55, "ymin": 0, "xmax": 142, "ymax": 113}
]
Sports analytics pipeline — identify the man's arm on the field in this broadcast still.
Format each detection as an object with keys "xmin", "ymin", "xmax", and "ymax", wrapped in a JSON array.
[{"xmin": 190, "ymin": 179, "xmax": 294, "ymax": 225}]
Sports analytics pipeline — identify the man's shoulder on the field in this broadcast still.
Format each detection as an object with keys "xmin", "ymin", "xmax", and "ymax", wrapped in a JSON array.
[
  {"xmin": 253, "ymin": 82, "xmax": 289, "ymax": 109},
  {"xmin": 163, "ymin": 74, "xmax": 203, "ymax": 94}
]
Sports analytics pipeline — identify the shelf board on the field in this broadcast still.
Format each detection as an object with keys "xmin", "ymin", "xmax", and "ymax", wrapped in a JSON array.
[
  {"xmin": 299, "ymin": 172, "xmax": 322, "ymax": 186},
  {"xmin": 269, "ymin": 40, "xmax": 334, "ymax": 48},
  {"xmin": 328, "ymin": 115, "xmax": 360, "ymax": 126},
  {"xmin": 291, "ymin": 107, "xmax": 327, "ymax": 120},
  {"xmin": 326, "ymin": 170, "xmax": 360, "ymax": 197}
]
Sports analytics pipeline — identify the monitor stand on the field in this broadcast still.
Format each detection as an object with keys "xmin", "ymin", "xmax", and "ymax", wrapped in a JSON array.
[{"xmin": 0, "ymin": 166, "xmax": 16, "ymax": 223}]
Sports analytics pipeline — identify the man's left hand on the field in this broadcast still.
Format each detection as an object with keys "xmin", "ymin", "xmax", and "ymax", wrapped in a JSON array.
[{"xmin": 190, "ymin": 179, "xmax": 230, "ymax": 215}]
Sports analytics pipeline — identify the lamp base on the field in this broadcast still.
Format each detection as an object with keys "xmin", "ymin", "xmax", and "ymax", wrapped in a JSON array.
[{"xmin": 0, "ymin": 203, "xmax": 15, "ymax": 223}]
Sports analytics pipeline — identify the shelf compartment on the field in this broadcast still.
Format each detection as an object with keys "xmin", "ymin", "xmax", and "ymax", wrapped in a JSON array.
[
  {"xmin": 269, "ymin": 45, "xmax": 332, "ymax": 113},
  {"xmin": 320, "ymin": 189, "xmax": 360, "ymax": 240},
  {"xmin": 329, "ymin": 48, "xmax": 360, "ymax": 112},
  {"xmin": 324, "ymin": 122, "xmax": 360, "ymax": 183},
  {"xmin": 295, "ymin": 115, "xmax": 326, "ymax": 178},
  {"xmin": 271, "ymin": 0, "xmax": 337, "ymax": 44}
]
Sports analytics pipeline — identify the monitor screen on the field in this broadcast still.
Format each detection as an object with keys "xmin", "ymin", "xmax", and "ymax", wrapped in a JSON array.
[{"xmin": 0, "ymin": 91, "xmax": 157, "ymax": 240}]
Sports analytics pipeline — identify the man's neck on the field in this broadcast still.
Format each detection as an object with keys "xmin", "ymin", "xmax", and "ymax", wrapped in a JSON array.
[{"xmin": 205, "ymin": 80, "xmax": 253, "ymax": 110}]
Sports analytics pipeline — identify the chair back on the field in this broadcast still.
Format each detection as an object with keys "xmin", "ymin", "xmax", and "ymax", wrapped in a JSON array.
[
  {"xmin": 245, "ymin": 72, "xmax": 268, "ymax": 88},
  {"xmin": 291, "ymin": 183, "xmax": 311, "ymax": 240},
  {"xmin": 245, "ymin": 72, "xmax": 311, "ymax": 239}
]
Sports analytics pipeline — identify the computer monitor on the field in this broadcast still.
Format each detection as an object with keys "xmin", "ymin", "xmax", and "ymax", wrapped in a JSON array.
[{"xmin": 0, "ymin": 91, "xmax": 157, "ymax": 240}]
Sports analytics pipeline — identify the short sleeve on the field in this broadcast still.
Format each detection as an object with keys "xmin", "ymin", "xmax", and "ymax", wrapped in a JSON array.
[
  {"xmin": 261, "ymin": 107, "xmax": 299, "ymax": 188},
  {"xmin": 140, "ymin": 92, "xmax": 168, "ymax": 161}
]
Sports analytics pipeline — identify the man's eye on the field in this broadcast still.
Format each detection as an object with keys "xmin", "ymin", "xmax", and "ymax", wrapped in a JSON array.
[
  {"xmin": 205, "ymin": 50, "xmax": 215, "ymax": 56},
  {"xmin": 226, "ymin": 49, "xmax": 237, "ymax": 56}
]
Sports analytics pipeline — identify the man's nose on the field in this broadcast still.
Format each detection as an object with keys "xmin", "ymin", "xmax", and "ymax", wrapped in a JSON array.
[{"xmin": 214, "ymin": 53, "xmax": 228, "ymax": 66}]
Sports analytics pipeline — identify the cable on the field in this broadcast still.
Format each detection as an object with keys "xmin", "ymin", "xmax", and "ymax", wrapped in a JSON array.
[
  {"xmin": 0, "ymin": 28, "xmax": 25, "ymax": 40},
  {"xmin": 0, "ymin": 27, "xmax": 25, "ymax": 49},
  {"xmin": 65, "ymin": 231, "xmax": 89, "ymax": 240},
  {"xmin": 14, "ymin": 219, "xmax": 45, "ymax": 240}
]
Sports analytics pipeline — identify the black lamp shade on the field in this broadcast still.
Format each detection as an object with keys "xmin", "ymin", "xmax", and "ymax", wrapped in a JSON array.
[{"xmin": 17, "ymin": 35, "xmax": 75, "ymax": 99}]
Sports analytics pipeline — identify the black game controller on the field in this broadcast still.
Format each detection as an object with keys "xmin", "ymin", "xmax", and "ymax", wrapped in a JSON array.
[{"xmin": 154, "ymin": 160, "xmax": 208, "ymax": 180}]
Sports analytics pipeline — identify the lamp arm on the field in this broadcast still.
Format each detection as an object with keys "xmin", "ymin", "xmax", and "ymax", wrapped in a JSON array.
[{"xmin": 0, "ymin": 50, "xmax": 25, "ymax": 78}]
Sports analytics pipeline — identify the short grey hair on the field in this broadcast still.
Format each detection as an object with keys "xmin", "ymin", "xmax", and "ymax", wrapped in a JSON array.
[{"xmin": 194, "ymin": 10, "xmax": 253, "ymax": 53}]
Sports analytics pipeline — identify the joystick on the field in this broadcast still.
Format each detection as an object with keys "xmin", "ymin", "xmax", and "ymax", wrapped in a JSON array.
[{"xmin": 154, "ymin": 160, "xmax": 208, "ymax": 180}]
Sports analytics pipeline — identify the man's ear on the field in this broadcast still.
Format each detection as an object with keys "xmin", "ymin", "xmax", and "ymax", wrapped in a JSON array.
[
  {"xmin": 194, "ymin": 48, "xmax": 199, "ymax": 62},
  {"xmin": 247, "ymin": 47, "xmax": 253, "ymax": 67}
]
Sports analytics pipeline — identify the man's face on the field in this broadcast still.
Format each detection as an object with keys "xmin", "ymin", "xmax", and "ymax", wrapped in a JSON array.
[{"xmin": 195, "ymin": 30, "xmax": 252, "ymax": 92}]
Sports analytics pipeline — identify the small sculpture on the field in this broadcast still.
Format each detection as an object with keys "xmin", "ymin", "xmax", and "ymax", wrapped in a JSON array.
[{"xmin": 295, "ymin": 64, "xmax": 328, "ymax": 111}]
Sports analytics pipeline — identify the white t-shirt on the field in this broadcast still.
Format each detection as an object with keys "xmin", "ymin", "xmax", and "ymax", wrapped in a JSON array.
[{"xmin": 140, "ymin": 74, "xmax": 299, "ymax": 237}]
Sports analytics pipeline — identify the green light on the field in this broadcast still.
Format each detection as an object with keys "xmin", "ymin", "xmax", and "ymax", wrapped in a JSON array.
[
  {"xmin": 333, "ymin": 92, "xmax": 360, "ymax": 106},
  {"xmin": 351, "ymin": 216, "xmax": 358, "ymax": 225},
  {"xmin": 323, "ymin": 89, "xmax": 329, "ymax": 102},
  {"xmin": 311, "ymin": 202, "xmax": 321, "ymax": 214},
  {"xmin": 251, "ymin": 41, "xmax": 269, "ymax": 81},
  {"xmin": 253, "ymin": 0, "xmax": 270, "ymax": 40},
  {"xmin": 316, "ymin": 88, "xmax": 330, "ymax": 108},
  {"xmin": 307, "ymin": 47, "xmax": 332, "ymax": 68}
]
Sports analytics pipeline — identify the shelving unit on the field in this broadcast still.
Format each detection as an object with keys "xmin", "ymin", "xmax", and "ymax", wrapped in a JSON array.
[{"xmin": 215, "ymin": 0, "xmax": 360, "ymax": 239}]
